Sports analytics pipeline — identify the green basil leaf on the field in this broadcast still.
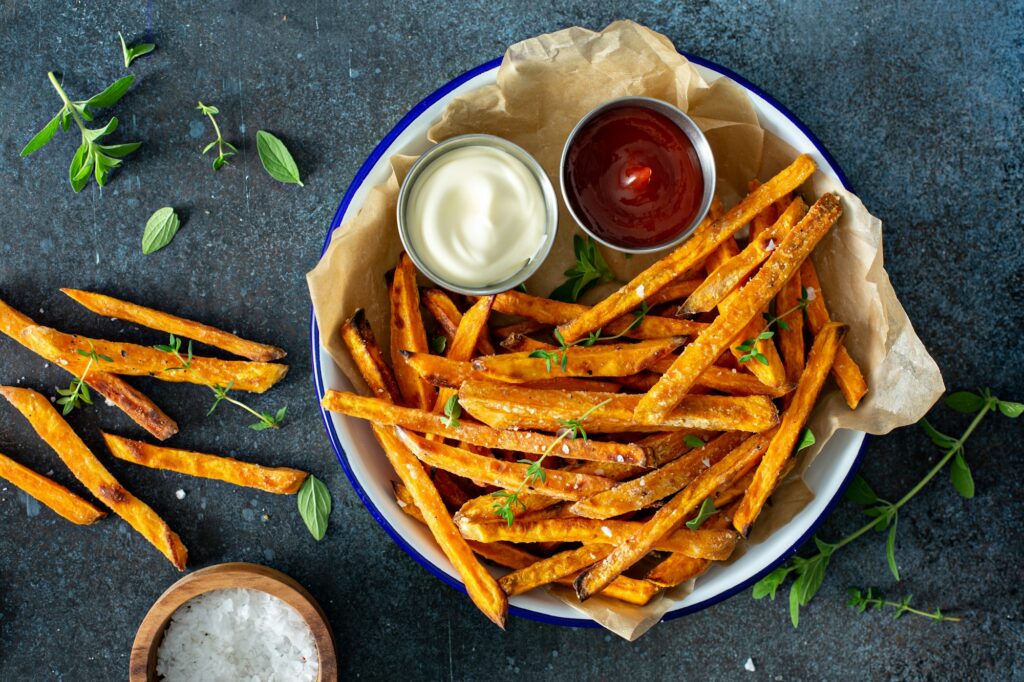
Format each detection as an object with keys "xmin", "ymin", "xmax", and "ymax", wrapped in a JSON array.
[
  {"xmin": 950, "ymin": 450, "xmax": 974, "ymax": 499},
  {"xmin": 945, "ymin": 391, "xmax": 985, "ymax": 414},
  {"xmin": 85, "ymin": 75, "xmax": 135, "ymax": 108},
  {"xmin": 141, "ymin": 207, "xmax": 181, "ymax": 255},
  {"xmin": 998, "ymin": 400, "xmax": 1023, "ymax": 419},
  {"xmin": 256, "ymin": 130, "xmax": 303, "ymax": 186},
  {"xmin": 21, "ymin": 113, "xmax": 62, "ymax": 157},
  {"xmin": 297, "ymin": 475, "xmax": 331, "ymax": 540}
]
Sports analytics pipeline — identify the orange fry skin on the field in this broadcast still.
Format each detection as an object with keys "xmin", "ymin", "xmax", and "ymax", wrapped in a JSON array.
[
  {"xmin": 0, "ymin": 451, "xmax": 106, "ymax": 525},
  {"xmin": 390, "ymin": 253, "xmax": 436, "ymax": 410}
]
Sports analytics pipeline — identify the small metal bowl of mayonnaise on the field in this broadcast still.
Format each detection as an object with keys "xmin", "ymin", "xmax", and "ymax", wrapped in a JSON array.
[{"xmin": 397, "ymin": 134, "xmax": 558, "ymax": 295}]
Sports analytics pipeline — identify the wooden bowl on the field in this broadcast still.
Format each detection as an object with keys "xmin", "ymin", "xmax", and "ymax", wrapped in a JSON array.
[{"xmin": 130, "ymin": 562, "xmax": 337, "ymax": 681}]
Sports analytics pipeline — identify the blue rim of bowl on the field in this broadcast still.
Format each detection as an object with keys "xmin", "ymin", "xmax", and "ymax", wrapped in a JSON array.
[{"xmin": 310, "ymin": 53, "xmax": 867, "ymax": 628}]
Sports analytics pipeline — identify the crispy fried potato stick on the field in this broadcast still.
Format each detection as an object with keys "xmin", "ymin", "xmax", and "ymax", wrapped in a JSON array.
[
  {"xmin": 0, "ymin": 451, "xmax": 105, "ymax": 524},
  {"xmin": 422, "ymin": 288, "xmax": 496, "ymax": 356},
  {"xmin": 341, "ymin": 309, "xmax": 402, "ymax": 402},
  {"xmin": 0, "ymin": 296, "xmax": 177, "ymax": 440},
  {"xmin": 556, "ymin": 155, "xmax": 816, "ymax": 343},
  {"xmin": 634, "ymin": 430, "xmax": 715, "ymax": 467},
  {"xmin": 732, "ymin": 322, "xmax": 847, "ymax": 536},
  {"xmin": 680, "ymin": 198, "xmax": 807, "ymax": 315},
  {"xmin": 431, "ymin": 296, "xmax": 494, "ymax": 414},
  {"xmin": 395, "ymin": 429, "xmax": 615, "ymax": 500},
  {"xmin": 747, "ymin": 179, "xmax": 777, "ymax": 240},
  {"xmin": 569, "ymin": 432, "xmax": 757, "ymax": 519},
  {"xmin": 635, "ymin": 192, "xmax": 842, "ymax": 422},
  {"xmin": 321, "ymin": 390, "xmax": 650, "ymax": 465},
  {"xmin": 404, "ymin": 351, "xmax": 623, "ymax": 393},
  {"xmin": 60, "ymin": 288, "xmax": 286, "ymax": 361},
  {"xmin": 489, "ymin": 291, "xmax": 707, "ymax": 339},
  {"xmin": 498, "ymin": 545, "xmax": 611, "ymax": 595},
  {"xmin": 101, "ymin": 433, "xmax": 307, "ymax": 494},
  {"xmin": 645, "ymin": 278, "xmax": 704, "ymax": 307},
  {"xmin": 455, "ymin": 459, "xmax": 646, "ymax": 523},
  {"xmin": 390, "ymin": 254, "xmax": 436, "ymax": 410},
  {"xmin": 24, "ymin": 325, "xmax": 287, "ymax": 393},
  {"xmin": 377, "ymin": 427, "xmax": 507, "ymax": 627},
  {"xmin": 0, "ymin": 387, "xmax": 187, "ymax": 569},
  {"xmin": 572, "ymin": 424, "xmax": 768, "ymax": 600},
  {"xmin": 458, "ymin": 381, "xmax": 779, "ymax": 434},
  {"xmin": 472, "ymin": 337, "xmax": 685, "ymax": 383},
  {"xmin": 459, "ymin": 517, "xmax": 738, "ymax": 560},
  {"xmin": 644, "ymin": 509, "xmax": 737, "ymax": 587},
  {"xmin": 776, "ymin": 271, "xmax": 806, "ymax": 405},
  {"xmin": 800, "ymin": 260, "xmax": 868, "ymax": 409}
]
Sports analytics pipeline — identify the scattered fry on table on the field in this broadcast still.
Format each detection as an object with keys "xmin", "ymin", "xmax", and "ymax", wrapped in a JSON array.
[{"xmin": 0, "ymin": 450, "xmax": 106, "ymax": 525}]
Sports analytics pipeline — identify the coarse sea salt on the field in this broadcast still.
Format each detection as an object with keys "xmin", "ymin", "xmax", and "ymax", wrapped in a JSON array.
[{"xmin": 155, "ymin": 588, "xmax": 318, "ymax": 682}]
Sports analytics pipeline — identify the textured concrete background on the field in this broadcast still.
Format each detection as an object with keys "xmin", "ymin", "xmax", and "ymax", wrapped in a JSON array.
[{"xmin": 0, "ymin": 1, "xmax": 1021, "ymax": 680}]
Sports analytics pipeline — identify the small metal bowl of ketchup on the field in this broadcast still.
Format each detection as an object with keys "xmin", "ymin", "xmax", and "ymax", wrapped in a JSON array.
[{"xmin": 560, "ymin": 96, "xmax": 716, "ymax": 253}]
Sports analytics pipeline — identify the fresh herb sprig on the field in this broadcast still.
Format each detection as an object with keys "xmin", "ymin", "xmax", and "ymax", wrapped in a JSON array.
[
  {"xmin": 528, "ymin": 301, "xmax": 650, "ymax": 373},
  {"xmin": 753, "ymin": 388, "xmax": 1020, "ymax": 627},
  {"xmin": 441, "ymin": 394, "xmax": 461, "ymax": 429},
  {"xmin": 197, "ymin": 102, "xmax": 237, "ymax": 170},
  {"xmin": 154, "ymin": 334, "xmax": 286, "ymax": 430},
  {"xmin": 492, "ymin": 398, "xmax": 611, "ymax": 526},
  {"xmin": 256, "ymin": 130, "xmax": 303, "ymax": 186},
  {"xmin": 847, "ymin": 587, "xmax": 959, "ymax": 622},
  {"xmin": 686, "ymin": 498, "xmax": 720, "ymax": 530},
  {"xmin": 735, "ymin": 289, "xmax": 812, "ymax": 365},
  {"xmin": 550, "ymin": 235, "xmax": 620, "ymax": 303},
  {"xmin": 118, "ymin": 32, "xmax": 155, "ymax": 67},
  {"xmin": 56, "ymin": 344, "xmax": 113, "ymax": 415},
  {"xmin": 22, "ymin": 72, "xmax": 140, "ymax": 192}
]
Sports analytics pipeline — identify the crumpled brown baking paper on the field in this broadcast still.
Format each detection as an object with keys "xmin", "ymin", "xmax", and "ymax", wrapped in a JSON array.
[{"xmin": 307, "ymin": 20, "xmax": 944, "ymax": 640}]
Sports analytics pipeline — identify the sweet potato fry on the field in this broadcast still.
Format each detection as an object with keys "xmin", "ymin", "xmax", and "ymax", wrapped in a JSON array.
[
  {"xmin": 390, "ymin": 253, "xmax": 436, "ymax": 410},
  {"xmin": 0, "ymin": 296, "xmax": 177, "ymax": 440},
  {"xmin": 776, "ymin": 271, "xmax": 806, "ymax": 403},
  {"xmin": 101, "ymin": 433, "xmax": 307, "ymax": 494},
  {"xmin": 569, "ymin": 431, "xmax": 759, "ymax": 519},
  {"xmin": 375, "ymin": 426, "xmax": 507, "ymax": 627},
  {"xmin": 472, "ymin": 338, "xmax": 684, "ymax": 383},
  {"xmin": 521, "ymin": 377, "xmax": 622, "ymax": 393},
  {"xmin": 646, "ymin": 278, "xmax": 704, "ymax": 307},
  {"xmin": 635, "ymin": 192, "xmax": 842, "ymax": 422},
  {"xmin": 340, "ymin": 309, "xmax": 402, "ymax": 402},
  {"xmin": 725, "ymin": 302, "xmax": 787, "ymax": 389},
  {"xmin": 422, "ymin": 288, "xmax": 496, "ymax": 356},
  {"xmin": 572, "ymin": 423, "xmax": 768, "ymax": 600},
  {"xmin": 0, "ymin": 387, "xmax": 187, "ymax": 569},
  {"xmin": 431, "ymin": 296, "xmax": 494, "ymax": 414},
  {"xmin": 748, "ymin": 179, "xmax": 777, "ymax": 240},
  {"xmin": 646, "ymin": 358, "xmax": 795, "ymax": 398},
  {"xmin": 800, "ymin": 260, "xmax": 868, "ymax": 409},
  {"xmin": 644, "ymin": 509, "xmax": 736, "ymax": 587},
  {"xmin": 459, "ymin": 517, "xmax": 738, "ymax": 560},
  {"xmin": 732, "ymin": 322, "xmax": 847, "ymax": 536},
  {"xmin": 394, "ymin": 429, "xmax": 615, "ymax": 501},
  {"xmin": 458, "ymin": 381, "xmax": 779, "ymax": 434},
  {"xmin": 454, "ymin": 459, "xmax": 646, "ymax": 523},
  {"xmin": 680, "ymin": 198, "xmax": 807, "ymax": 315},
  {"xmin": 23, "ymin": 325, "xmax": 287, "ymax": 393},
  {"xmin": 498, "ymin": 545, "xmax": 611, "ymax": 595},
  {"xmin": 556, "ymin": 155, "xmax": 817, "ymax": 343},
  {"xmin": 492, "ymin": 320, "xmax": 549, "ymax": 338},
  {"xmin": 321, "ymin": 390, "xmax": 649, "ymax": 465},
  {"xmin": 0, "ymin": 451, "xmax": 105, "ymax": 524},
  {"xmin": 634, "ymin": 430, "xmax": 715, "ymax": 467},
  {"xmin": 490, "ymin": 291, "xmax": 707, "ymax": 339},
  {"xmin": 60, "ymin": 288, "xmax": 285, "ymax": 361}
]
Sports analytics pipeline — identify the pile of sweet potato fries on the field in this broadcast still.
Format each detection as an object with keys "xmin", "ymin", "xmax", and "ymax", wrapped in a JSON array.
[
  {"xmin": 322, "ymin": 154, "xmax": 868, "ymax": 627},
  {"xmin": 0, "ymin": 290, "xmax": 301, "ymax": 570}
]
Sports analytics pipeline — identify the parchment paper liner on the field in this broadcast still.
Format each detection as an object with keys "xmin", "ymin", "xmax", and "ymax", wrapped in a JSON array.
[{"xmin": 307, "ymin": 20, "xmax": 944, "ymax": 640}]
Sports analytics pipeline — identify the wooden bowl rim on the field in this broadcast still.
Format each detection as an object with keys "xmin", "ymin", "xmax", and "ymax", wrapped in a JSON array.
[{"xmin": 130, "ymin": 562, "xmax": 337, "ymax": 682}]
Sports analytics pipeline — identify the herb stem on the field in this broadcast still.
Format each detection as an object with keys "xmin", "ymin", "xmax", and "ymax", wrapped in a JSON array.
[
  {"xmin": 199, "ymin": 101, "xmax": 226, "ymax": 155},
  {"xmin": 46, "ymin": 72, "xmax": 87, "ymax": 132},
  {"xmin": 893, "ymin": 602, "xmax": 960, "ymax": 621}
]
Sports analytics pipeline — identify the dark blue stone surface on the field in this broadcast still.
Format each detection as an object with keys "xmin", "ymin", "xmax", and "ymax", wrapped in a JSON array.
[{"xmin": 0, "ymin": 2, "xmax": 1021, "ymax": 680}]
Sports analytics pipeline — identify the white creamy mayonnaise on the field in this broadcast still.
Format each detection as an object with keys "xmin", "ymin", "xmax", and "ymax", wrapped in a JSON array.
[{"xmin": 405, "ymin": 145, "xmax": 547, "ymax": 288}]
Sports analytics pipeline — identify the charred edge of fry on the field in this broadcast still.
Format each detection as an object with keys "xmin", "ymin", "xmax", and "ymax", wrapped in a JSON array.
[{"xmin": 342, "ymin": 309, "xmax": 402, "ymax": 403}]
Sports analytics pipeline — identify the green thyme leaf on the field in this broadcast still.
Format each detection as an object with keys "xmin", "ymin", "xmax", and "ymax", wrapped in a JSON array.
[
  {"xmin": 256, "ymin": 130, "xmax": 303, "ymax": 186},
  {"xmin": 945, "ymin": 391, "xmax": 985, "ymax": 414},
  {"xmin": 685, "ymin": 497, "xmax": 720, "ymax": 530},
  {"xmin": 297, "ymin": 475, "xmax": 331, "ymax": 540},
  {"xmin": 797, "ymin": 428, "xmax": 816, "ymax": 452},
  {"xmin": 441, "ymin": 394, "xmax": 461, "ymax": 429},
  {"xmin": 684, "ymin": 434, "xmax": 706, "ymax": 449},
  {"xmin": 843, "ymin": 475, "xmax": 879, "ymax": 506},
  {"xmin": 949, "ymin": 450, "xmax": 974, "ymax": 499},
  {"xmin": 21, "ymin": 114, "xmax": 62, "ymax": 157},
  {"xmin": 549, "ymin": 235, "xmax": 617, "ymax": 302},
  {"xmin": 119, "ymin": 32, "xmax": 156, "ymax": 67},
  {"xmin": 886, "ymin": 516, "xmax": 900, "ymax": 580},
  {"xmin": 430, "ymin": 335, "xmax": 447, "ymax": 354},
  {"xmin": 997, "ymin": 400, "xmax": 1023, "ymax": 418},
  {"xmin": 141, "ymin": 207, "xmax": 181, "ymax": 255}
]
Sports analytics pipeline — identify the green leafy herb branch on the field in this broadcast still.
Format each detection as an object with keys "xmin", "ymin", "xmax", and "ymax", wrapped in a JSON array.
[
  {"xmin": 56, "ymin": 344, "xmax": 113, "ymax": 415},
  {"xmin": 753, "ymin": 388, "xmax": 1021, "ymax": 627},
  {"xmin": 529, "ymin": 302, "xmax": 650, "ymax": 373},
  {"xmin": 735, "ymin": 289, "xmax": 812, "ymax": 365},
  {"xmin": 492, "ymin": 398, "xmax": 612, "ymax": 526},
  {"xmin": 155, "ymin": 334, "xmax": 286, "ymax": 431},
  {"xmin": 197, "ymin": 102, "xmax": 237, "ymax": 170}
]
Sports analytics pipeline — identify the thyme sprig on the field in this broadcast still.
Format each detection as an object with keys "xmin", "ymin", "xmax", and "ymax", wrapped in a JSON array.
[
  {"xmin": 56, "ymin": 344, "xmax": 113, "ymax": 415},
  {"xmin": 491, "ymin": 398, "xmax": 611, "ymax": 525},
  {"xmin": 735, "ymin": 289, "xmax": 812, "ymax": 365},
  {"xmin": 154, "ymin": 334, "xmax": 286, "ymax": 431},
  {"xmin": 847, "ymin": 587, "xmax": 959, "ymax": 622},
  {"xmin": 529, "ymin": 302, "xmax": 650, "ymax": 373},
  {"xmin": 196, "ymin": 101, "xmax": 237, "ymax": 170},
  {"xmin": 753, "ymin": 388, "xmax": 1019, "ymax": 627}
]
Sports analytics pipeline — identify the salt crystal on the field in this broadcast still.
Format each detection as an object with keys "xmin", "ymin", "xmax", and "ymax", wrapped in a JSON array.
[
  {"xmin": 105, "ymin": 398, "xmax": 115, "ymax": 407},
  {"xmin": 562, "ymin": 444, "xmax": 570, "ymax": 454},
  {"xmin": 600, "ymin": 526, "xmax": 612, "ymax": 537},
  {"xmin": 766, "ymin": 239, "xmax": 776, "ymax": 252},
  {"xmin": 805, "ymin": 287, "xmax": 816, "ymax": 301},
  {"xmin": 175, "ymin": 490, "xmax": 186, "ymax": 500},
  {"xmin": 616, "ymin": 455, "xmax": 624, "ymax": 462},
  {"xmin": 397, "ymin": 500, "xmax": 407, "ymax": 508},
  {"xmin": 702, "ymin": 457, "xmax": 710, "ymax": 468},
  {"xmin": 635, "ymin": 284, "xmax": 645, "ymax": 298},
  {"xmin": 744, "ymin": 658, "xmax": 756, "ymax": 672},
  {"xmin": 156, "ymin": 588, "xmax": 318, "ymax": 682}
]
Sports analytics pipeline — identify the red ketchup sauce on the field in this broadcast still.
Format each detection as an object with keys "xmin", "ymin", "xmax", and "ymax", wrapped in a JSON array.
[{"xmin": 564, "ymin": 105, "xmax": 704, "ymax": 249}]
